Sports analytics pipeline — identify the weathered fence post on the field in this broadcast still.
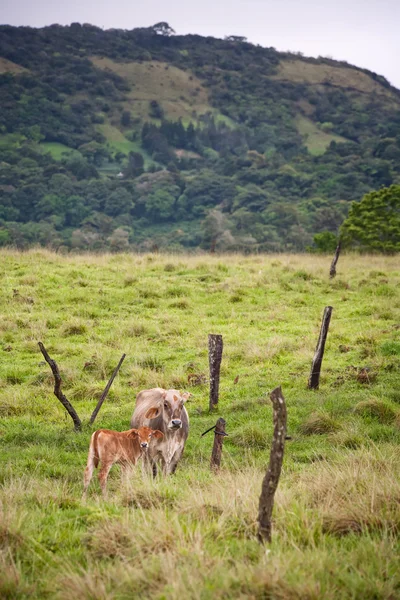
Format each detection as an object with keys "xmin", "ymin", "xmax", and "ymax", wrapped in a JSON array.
[
  {"xmin": 208, "ymin": 334, "xmax": 223, "ymax": 410},
  {"xmin": 210, "ymin": 417, "xmax": 227, "ymax": 472},
  {"xmin": 308, "ymin": 306, "xmax": 333, "ymax": 390},
  {"xmin": 329, "ymin": 242, "xmax": 341, "ymax": 279},
  {"xmin": 257, "ymin": 386, "xmax": 287, "ymax": 544},
  {"xmin": 89, "ymin": 353, "xmax": 126, "ymax": 425},
  {"xmin": 38, "ymin": 342, "xmax": 82, "ymax": 432}
]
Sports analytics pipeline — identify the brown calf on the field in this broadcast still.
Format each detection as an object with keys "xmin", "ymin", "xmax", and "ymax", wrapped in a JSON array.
[{"xmin": 83, "ymin": 426, "xmax": 163, "ymax": 497}]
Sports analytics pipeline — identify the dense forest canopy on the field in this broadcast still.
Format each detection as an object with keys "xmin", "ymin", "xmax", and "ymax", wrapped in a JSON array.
[{"xmin": 1, "ymin": 22, "xmax": 400, "ymax": 251}]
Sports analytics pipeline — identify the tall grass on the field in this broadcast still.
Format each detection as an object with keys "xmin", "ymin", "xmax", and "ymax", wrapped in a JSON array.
[{"xmin": 0, "ymin": 250, "xmax": 399, "ymax": 598}]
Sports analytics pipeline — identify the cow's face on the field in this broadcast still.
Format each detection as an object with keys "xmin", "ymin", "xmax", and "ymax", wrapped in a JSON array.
[
  {"xmin": 145, "ymin": 390, "xmax": 191, "ymax": 431},
  {"xmin": 130, "ymin": 426, "xmax": 163, "ymax": 449}
]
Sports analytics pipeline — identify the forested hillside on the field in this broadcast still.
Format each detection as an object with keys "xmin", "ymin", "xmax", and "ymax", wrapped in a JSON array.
[{"xmin": 1, "ymin": 22, "xmax": 400, "ymax": 251}]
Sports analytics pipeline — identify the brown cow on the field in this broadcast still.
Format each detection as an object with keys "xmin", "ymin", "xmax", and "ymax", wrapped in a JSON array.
[
  {"xmin": 130, "ymin": 388, "xmax": 191, "ymax": 476},
  {"xmin": 83, "ymin": 426, "xmax": 163, "ymax": 497}
]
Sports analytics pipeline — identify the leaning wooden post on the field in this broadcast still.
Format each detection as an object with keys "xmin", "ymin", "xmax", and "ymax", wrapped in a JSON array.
[
  {"xmin": 38, "ymin": 342, "xmax": 82, "ymax": 432},
  {"xmin": 257, "ymin": 386, "xmax": 287, "ymax": 544},
  {"xmin": 329, "ymin": 242, "xmax": 341, "ymax": 279},
  {"xmin": 210, "ymin": 417, "xmax": 227, "ymax": 472},
  {"xmin": 208, "ymin": 334, "xmax": 223, "ymax": 410},
  {"xmin": 308, "ymin": 306, "xmax": 333, "ymax": 390},
  {"xmin": 89, "ymin": 353, "xmax": 126, "ymax": 425}
]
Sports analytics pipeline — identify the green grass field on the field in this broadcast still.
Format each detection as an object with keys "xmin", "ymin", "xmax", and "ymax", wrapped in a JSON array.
[
  {"xmin": 295, "ymin": 115, "xmax": 347, "ymax": 156},
  {"xmin": 0, "ymin": 250, "xmax": 399, "ymax": 599},
  {"xmin": 40, "ymin": 142, "xmax": 72, "ymax": 161}
]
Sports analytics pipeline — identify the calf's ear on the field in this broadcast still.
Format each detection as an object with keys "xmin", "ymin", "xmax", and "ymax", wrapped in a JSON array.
[
  {"xmin": 145, "ymin": 407, "xmax": 161, "ymax": 420},
  {"xmin": 181, "ymin": 392, "xmax": 192, "ymax": 402},
  {"xmin": 128, "ymin": 429, "xmax": 139, "ymax": 437},
  {"xmin": 152, "ymin": 430, "xmax": 164, "ymax": 439}
]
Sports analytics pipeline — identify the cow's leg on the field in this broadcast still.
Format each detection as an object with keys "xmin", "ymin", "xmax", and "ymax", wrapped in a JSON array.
[
  {"xmin": 159, "ymin": 456, "xmax": 171, "ymax": 476},
  {"xmin": 167, "ymin": 447, "xmax": 184, "ymax": 475},
  {"xmin": 98, "ymin": 461, "xmax": 113, "ymax": 498},
  {"xmin": 151, "ymin": 459, "xmax": 158, "ymax": 478}
]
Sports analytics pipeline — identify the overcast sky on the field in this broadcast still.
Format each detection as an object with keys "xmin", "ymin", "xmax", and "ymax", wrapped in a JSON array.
[{"xmin": 1, "ymin": 0, "xmax": 399, "ymax": 89}]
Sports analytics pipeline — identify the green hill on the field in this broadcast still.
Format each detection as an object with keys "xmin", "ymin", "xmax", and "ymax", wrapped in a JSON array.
[{"xmin": 0, "ymin": 23, "xmax": 400, "ymax": 251}]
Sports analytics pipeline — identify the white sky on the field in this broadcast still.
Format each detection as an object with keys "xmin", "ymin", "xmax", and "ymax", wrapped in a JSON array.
[{"xmin": 1, "ymin": 0, "xmax": 399, "ymax": 89}]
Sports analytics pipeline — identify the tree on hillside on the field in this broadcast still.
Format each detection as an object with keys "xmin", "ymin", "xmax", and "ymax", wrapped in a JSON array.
[
  {"xmin": 120, "ymin": 111, "xmax": 131, "ymax": 128},
  {"xmin": 340, "ymin": 185, "xmax": 400, "ymax": 253},
  {"xmin": 151, "ymin": 22, "xmax": 175, "ymax": 36}
]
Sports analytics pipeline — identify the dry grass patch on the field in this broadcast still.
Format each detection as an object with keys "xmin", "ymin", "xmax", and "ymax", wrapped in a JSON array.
[
  {"xmin": 0, "ymin": 551, "xmax": 32, "ymax": 600},
  {"xmin": 353, "ymin": 399, "xmax": 397, "ymax": 424},
  {"xmin": 62, "ymin": 319, "xmax": 88, "ymax": 336},
  {"xmin": 299, "ymin": 412, "xmax": 340, "ymax": 435},
  {"xmin": 86, "ymin": 519, "xmax": 133, "ymax": 560},
  {"xmin": 68, "ymin": 381, "xmax": 118, "ymax": 402},
  {"xmin": 275, "ymin": 58, "xmax": 397, "ymax": 99},
  {"xmin": 0, "ymin": 57, "xmax": 27, "ymax": 74},
  {"xmin": 295, "ymin": 448, "xmax": 400, "ymax": 537},
  {"xmin": 229, "ymin": 423, "xmax": 270, "ymax": 449},
  {"xmin": 125, "ymin": 322, "xmax": 149, "ymax": 337},
  {"xmin": 329, "ymin": 428, "xmax": 364, "ymax": 450},
  {"xmin": 90, "ymin": 57, "xmax": 211, "ymax": 122}
]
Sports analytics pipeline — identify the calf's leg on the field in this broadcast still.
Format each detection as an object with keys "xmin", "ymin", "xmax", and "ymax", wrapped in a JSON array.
[
  {"xmin": 82, "ymin": 451, "xmax": 96, "ymax": 498},
  {"xmin": 98, "ymin": 461, "xmax": 113, "ymax": 498}
]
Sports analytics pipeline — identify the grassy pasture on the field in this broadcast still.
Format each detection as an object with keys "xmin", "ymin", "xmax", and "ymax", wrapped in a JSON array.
[
  {"xmin": 40, "ymin": 142, "xmax": 73, "ymax": 161},
  {"xmin": 295, "ymin": 115, "xmax": 347, "ymax": 156},
  {"xmin": 90, "ymin": 57, "xmax": 211, "ymax": 123},
  {"xmin": 0, "ymin": 250, "xmax": 399, "ymax": 599},
  {"xmin": 274, "ymin": 58, "xmax": 397, "ymax": 101},
  {"xmin": 0, "ymin": 57, "xmax": 27, "ymax": 74}
]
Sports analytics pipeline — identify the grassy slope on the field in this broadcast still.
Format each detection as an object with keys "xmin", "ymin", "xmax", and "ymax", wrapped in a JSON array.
[
  {"xmin": 90, "ymin": 57, "xmax": 221, "ymax": 158},
  {"xmin": 0, "ymin": 251, "xmax": 400, "ymax": 599},
  {"xmin": 295, "ymin": 115, "xmax": 348, "ymax": 155},
  {"xmin": 40, "ymin": 142, "xmax": 72, "ymax": 160},
  {"xmin": 90, "ymin": 57, "xmax": 212, "ymax": 123},
  {"xmin": 95, "ymin": 123, "xmax": 153, "ymax": 166},
  {"xmin": 275, "ymin": 58, "xmax": 397, "ymax": 99},
  {"xmin": 0, "ymin": 57, "xmax": 27, "ymax": 74}
]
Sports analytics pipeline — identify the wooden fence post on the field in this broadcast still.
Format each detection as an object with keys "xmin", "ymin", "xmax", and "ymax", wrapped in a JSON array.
[
  {"xmin": 89, "ymin": 353, "xmax": 126, "ymax": 425},
  {"xmin": 329, "ymin": 242, "xmax": 341, "ymax": 279},
  {"xmin": 208, "ymin": 334, "xmax": 223, "ymax": 410},
  {"xmin": 308, "ymin": 306, "xmax": 333, "ymax": 390},
  {"xmin": 38, "ymin": 342, "xmax": 82, "ymax": 432},
  {"xmin": 257, "ymin": 386, "xmax": 287, "ymax": 544},
  {"xmin": 210, "ymin": 417, "xmax": 227, "ymax": 471}
]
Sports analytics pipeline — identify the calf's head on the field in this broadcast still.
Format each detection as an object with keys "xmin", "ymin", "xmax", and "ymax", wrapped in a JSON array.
[
  {"xmin": 145, "ymin": 390, "xmax": 191, "ymax": 431},
  {"xmin": 129, "ymin": 426, "xmax": 163, "ymax": 449}
]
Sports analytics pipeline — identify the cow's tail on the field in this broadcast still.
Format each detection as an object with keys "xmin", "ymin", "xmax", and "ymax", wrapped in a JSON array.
[
  {"xmin": 83, "ymin": 430, "xmax": 102, "ymax": 496},
  {"xmin": 92, "ymin": 430, "xmax": 102, "ymax": 468},
  {"xmin": 87, "ymin": 430, "xmax": 101, "ymax": 469}
]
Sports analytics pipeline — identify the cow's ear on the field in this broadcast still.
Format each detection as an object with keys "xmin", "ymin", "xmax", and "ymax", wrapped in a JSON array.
[
  {"xmin": 152, "ymin": 430, "xmax": 164, "ymax": 439},
  {"xmin": 128, "ymin": 429, "xmax": 139, "ymax": 437},
  {"xmin": 161, "ymin": 390, "xmax": 167, "ymax": 399},
  {"xmin": 181, "ymin": 392, "xmax": 192, "ymax": 402},
  {"xmin": 145, "ymin": 407, "xmax": 160, "ymax": 420}
]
